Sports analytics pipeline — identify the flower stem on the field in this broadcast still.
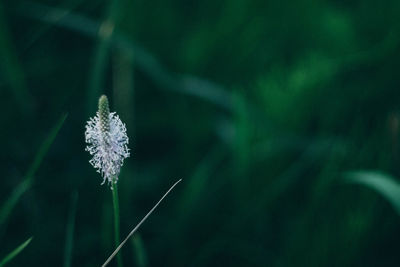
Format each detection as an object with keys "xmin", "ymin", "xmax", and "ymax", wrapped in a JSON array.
[{"xmin": 111, "ymin": 181, "xmax": 123, "ymax": 267}]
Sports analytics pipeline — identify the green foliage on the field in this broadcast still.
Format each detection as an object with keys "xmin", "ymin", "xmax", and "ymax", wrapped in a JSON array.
[
  {"xmin": 0, "ymin": 113, "xmax": 67, "ymax": 226},
  {"xmin": 345, "ymin": 171, "xmax": 400, "ymax": 215},
  {"xmin": 1, "ymin": 0, "xmax": 400, "ymax": 266},
  {"xmin": 63, "ymin": 192, "xmax": 78, "ymax": 267},
  {"xmin": 0, "ymin": 237, "xmax": 32, "ymax": 267}
]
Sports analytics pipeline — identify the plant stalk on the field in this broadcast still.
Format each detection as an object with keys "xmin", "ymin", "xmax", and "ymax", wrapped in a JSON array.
[{"xmin": 112, "ymin": 181, "xmax": 123, "ymax": 267}]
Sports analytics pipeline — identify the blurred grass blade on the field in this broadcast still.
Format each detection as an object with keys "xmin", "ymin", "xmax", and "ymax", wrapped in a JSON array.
[
  {"xmin": 130, "ymin": 234, "xmax": 147, "ymax": 267},
  {"xmin": 0, "ymin": 113, "xmax": 68, "ymax": 224},
  {"xmin": 112, "ymin": 49, "xmax": 135, "ymax": 132},
  {"xmin": 24, "ymin": 113, "xmax": 68, "ymax": 181},
  {"xmin": 20, "ymin": 0, "xmax": 87, "ymax": 52},
  {"xmin": 63, "ymin": 191, "xmax": 78, "ymax": 267},
  {"xmin": 20, "ymin": 0, "xmax": 120, "ymax": 115},
  {"xmin": 102, "ymin": 179, "xmax": 182, "ymax": 267},
  {"xmin": 87, "ymin": 38, "xmax": 110, "ymax": 114},
  {"xmin": 0, "ymin": 237, "xmax": 32, "ymax": 267},
  {"xmin": 345, "ymin": 171, "xmax": 400, "ymax": 215},
  {"xmin": 178, "ymin": 147, "xmax": 225, "ymax": 217},
  {"xmin": 21, "ymin": 1, "xmax": 99, "ymax": 37},
  {"xmin": 19, "ymin": 2, "xmax": 233, "ymax": 111},
  {"xmin": 227, "ymin": 141, "xmax": 333, "ymax": 231},
  {"xmin": 0, "ymin": 2, "xmax": 32, "ymax": 115},
  {"xmin": 87, "ymin": 0, "xmax": 121, "ymax": 115},
  {"xmin": 0, "ymin": 179, "xmax": 31, "ymax": 225},
  {"xmin": 179, "ymin": 75, "xmax": 232, "ymax": 110}
]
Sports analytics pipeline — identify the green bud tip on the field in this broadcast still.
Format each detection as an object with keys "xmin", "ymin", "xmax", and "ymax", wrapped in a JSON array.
[{"xmin": 98, "ymin": 95, "xmax": 110, "ymax": 133}]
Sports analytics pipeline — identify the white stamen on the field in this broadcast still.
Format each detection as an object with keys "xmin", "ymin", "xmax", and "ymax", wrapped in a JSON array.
[{"xmin": 85, "ymin": 111, "xmax": 130, "ymax": 186}]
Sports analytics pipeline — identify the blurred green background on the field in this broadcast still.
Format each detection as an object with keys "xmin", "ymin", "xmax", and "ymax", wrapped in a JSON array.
[{"xmin": 1, "ymin": 0, "xmax": 400, "ymax": 266}]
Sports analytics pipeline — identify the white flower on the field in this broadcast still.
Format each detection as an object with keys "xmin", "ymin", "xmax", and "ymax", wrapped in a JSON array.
[{"xmin": 85, "ymin": 95, "xmax": 130, "ymax": 186}]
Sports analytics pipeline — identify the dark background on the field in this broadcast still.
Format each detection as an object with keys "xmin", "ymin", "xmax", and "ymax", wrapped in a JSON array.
[{"xmin": 1, "ymin": 0, "xmax": 400, "ymax": 266}]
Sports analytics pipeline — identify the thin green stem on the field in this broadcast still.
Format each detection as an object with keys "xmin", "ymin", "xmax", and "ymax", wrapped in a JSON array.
[
  {"xmin": 111, "ymin": 181, "xmax": 123, "ymax": 267},
  {"xmin": 102, "ymin": 179, "xmax": 182, "ymax": 267}
]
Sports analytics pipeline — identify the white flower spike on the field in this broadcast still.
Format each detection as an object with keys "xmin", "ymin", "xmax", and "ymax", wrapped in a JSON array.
[{"xmin": 85, "ymin": 95, "xmax": 130, "ymax": 187}]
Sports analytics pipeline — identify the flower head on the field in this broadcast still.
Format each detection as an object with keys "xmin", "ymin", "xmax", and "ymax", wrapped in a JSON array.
[{"xmin": 85, "ymin": 95, "xmax": 130, "ymax": 186}]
